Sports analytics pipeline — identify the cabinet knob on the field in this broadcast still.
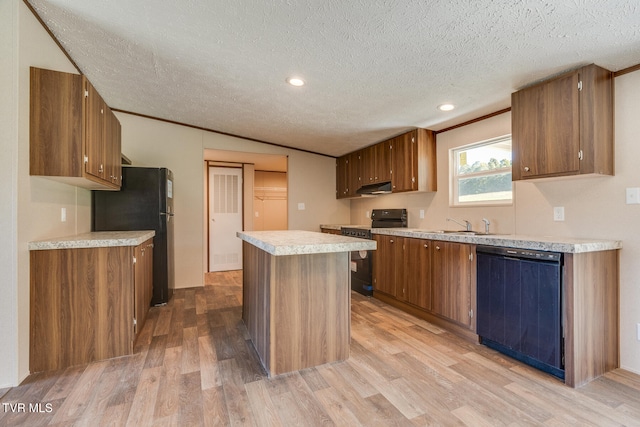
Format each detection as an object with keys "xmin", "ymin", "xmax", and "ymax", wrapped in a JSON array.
[
  {"xmin": 436, "ymin": 245, "xmax": 441, "ymax": 251},
  {"xmin": 424, "ymin": 244, "xmax": 428, "ymax": 248},
  {"xmin": 390, "ymin": 239, "xmax": 394, "ymax": 243},
  {"xmin": 524, "ymin": 166, "xmax": 530, "ymax": 172}
]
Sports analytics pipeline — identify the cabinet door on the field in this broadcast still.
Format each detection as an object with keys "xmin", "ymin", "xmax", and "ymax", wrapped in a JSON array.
[
  {"xmin": 84, "ymin": 79, "xmax": 107, "ymax": 180},
  {"xmin": 403, "ymin": 238, "xmax": 432, "ymax": 310},
  {"xmin": 391, "ymin": 132, "xmax": 417, "ymax": 192},
  {"xmin": 336, "ymin": 155, "xmax": 348, "ymax": 198},
  {"xmin": 373, "ymin": 235, "xmax": 401, "ymax": 297},
  {"xmin": 512, "ymin": 71, "xmax": 580, "ymax": 179},
  {"xmin": 361, "ymin": 145, "xmax": 375, "ymax": 184},
  {"xmin": 347, "ymin": 151, "xmax": 361, "ymax": 197},
  {"xmin": 375, "ymin": 140, "xmax": 392, "ymax": 183},
  {"xmin": 134, "ymin": 244, "xmax": 146, "ymax": 336},
  {"xmin": 432, "ymin": 242, "xmax": 472, "ymax": 328},
  {"xmin": 30, "ymin": 67, "xmax": 84, "ymax": 178},
  {"xmin": 104, "ymin": 106, "xmax": 122, "ymax": 188}
]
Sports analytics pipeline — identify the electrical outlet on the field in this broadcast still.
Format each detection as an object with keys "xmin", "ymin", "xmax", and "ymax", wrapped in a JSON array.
[
  {"xmin": 626, "ymin": 188, "xmax": 640, "ymax": 204},
  {"xmin": 419, "ymin": 209, "xmax": 425, "ymax": 219},
  {"xmin": 297, "ymin": 202, "xmax": 305, "ymax": 211},
  {"xmin": 553, "ymin": 207, "xmax": 565, "ymax": 221}
]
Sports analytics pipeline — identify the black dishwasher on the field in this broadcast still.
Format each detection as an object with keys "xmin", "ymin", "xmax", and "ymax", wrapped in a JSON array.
[{"xmin": 476, "ymin": 246, "xmax": 564, "ymax": 379}]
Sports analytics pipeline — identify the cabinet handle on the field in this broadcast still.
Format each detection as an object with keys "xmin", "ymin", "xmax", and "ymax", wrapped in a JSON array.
[{"xmin": 524, "ymin": 166, "xmax": 530, "ymax": 172}]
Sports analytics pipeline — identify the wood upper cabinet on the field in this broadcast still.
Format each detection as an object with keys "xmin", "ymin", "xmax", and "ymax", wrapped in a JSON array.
[
  {"xmin": 512, "ymin": 64, "xmax": 613, "ymax": 180},
  {"xmin": 30, "ymin": 67, "xmax": 122, "ymax": 190},
  {"xmin": 336, "ymin": 152, "xmax": 362, "ymax": 199},
  {"xmin": 104, "ymin": 104, "xmax": 122, "ymax": 187},
  {"xmin": 391, "ymin": 129, "xmax": 437, "ymax": 193},
  {"xmin": 336, "ymin": 154, "xmax": 348, "ymax": 198},
  {"xmin": 432, "ymin": 241, "xmax": 474, "ymax": 329},
  {"xmin": 335, "ymin": 128, "xmax": 436, "ymax": 199},
  {"xmin": 361, "ymin": 141, "xmax": 392, "ymax": 185}
]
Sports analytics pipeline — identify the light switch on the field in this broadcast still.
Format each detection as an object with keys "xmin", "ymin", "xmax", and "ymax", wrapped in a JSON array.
[
  {"xmin": 61, "ymin": 207, "xmax": 67, "ymax": 222},
  {"xmin": 419, "ymin": 209, "xmax": 425, "ymax": 219},
  {"xmin": 626, "ymin": 188, "xmax": 640, "ymax": 204},
  {"xmin": 297, "ymin": 202, "xmax": 305, "ymax": 211}
]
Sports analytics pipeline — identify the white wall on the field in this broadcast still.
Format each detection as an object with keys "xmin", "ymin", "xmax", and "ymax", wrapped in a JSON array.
[
  {"xmin": 1, "ymin": 0, "xmax": 90, "ymax": 387},
  {"xmin": 351, "ymin": 73, "xmax": 640, "ymax": 374},
  {"xmin": 0, "ymin": 0, "xmax": 20, "ymax": 389},
  {"xmin": 117, "ymin": 112, "xmax": 351, "ymax": 288}
]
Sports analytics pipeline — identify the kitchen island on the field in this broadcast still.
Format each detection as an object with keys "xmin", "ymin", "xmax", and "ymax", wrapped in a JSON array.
[{"xmin": 237, "ymin": 230, "xmax": 376, "ymax": 376}]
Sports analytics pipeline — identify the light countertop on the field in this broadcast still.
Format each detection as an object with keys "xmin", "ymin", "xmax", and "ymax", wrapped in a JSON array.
[
  {"xmin": 320, "ymin": 225, "xmax": 621, "ymax": 254},
  {"xmin": 29, "ymin": 230, "xmax": 156, "ymax": 250},
  {"xmin": 237, "ymin": 230, "xmax": 376, "ymax": 256}
]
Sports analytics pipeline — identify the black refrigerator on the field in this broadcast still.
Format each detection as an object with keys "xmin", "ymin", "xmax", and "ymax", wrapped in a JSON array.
[{"xmin": 93, "ymin": 166, "xmax": 175, "ymax": 305}]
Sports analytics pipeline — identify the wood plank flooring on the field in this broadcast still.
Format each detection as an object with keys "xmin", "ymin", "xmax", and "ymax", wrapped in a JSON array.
[{"xmin": 2, "ymin": 270, "xmax": 640, "ymax": 426}]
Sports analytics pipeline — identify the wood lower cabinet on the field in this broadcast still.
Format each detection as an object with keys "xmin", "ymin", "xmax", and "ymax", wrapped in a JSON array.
[
  {"xmin": 512, "ymin": 64, "xmax": 613, "ymax": 180},
  {"xmin": 432, "ymin": 241, "xmax": 474, "ymax": 329},
  {"xmin": 30, "ymin": 67, "xmax": 122, "ymax": 190},
  {"xmin": 372, "ymin": 234, "xmax": 402, "ymax": 297},
  {"xmin": 30, "ymin": 238, "xmax": 153, "ymax": 373},
  {"xmin": 403, "ymin": 238, "xmax": 432, "ymax": 310},
  {"xmin": 374, "ymin": 236, "xmax": 475, "ymax": 338},
  {"xmin": 134, "ymin": 240, "xmax": 154, "ymax": 336},
  {"xmin": 373, "ymin": 235, "xmax": 433, "ymax": 310},
  {"xmin": 320, "ymin": 227, "xmax": 342, "ymax": 235}
]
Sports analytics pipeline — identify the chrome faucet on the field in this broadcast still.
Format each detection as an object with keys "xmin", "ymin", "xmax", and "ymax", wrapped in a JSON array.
[
  {"xmin": 482, "ymin": 218, "xmax": 490, "ymax": 234},
  {"xmin": 446, "ymin": 217, "xmax": 472, "ymax": 231}
]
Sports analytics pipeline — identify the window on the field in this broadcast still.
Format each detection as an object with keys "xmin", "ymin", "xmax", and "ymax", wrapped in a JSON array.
[{"xmin": 451, "ymin": 135, "xmax": 512, "ymax": 206}]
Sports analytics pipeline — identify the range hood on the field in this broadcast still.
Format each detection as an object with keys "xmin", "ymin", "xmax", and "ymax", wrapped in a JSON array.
[{"xmin": 356, "ymin": 181, "xmax": 392, "ymax": 195}]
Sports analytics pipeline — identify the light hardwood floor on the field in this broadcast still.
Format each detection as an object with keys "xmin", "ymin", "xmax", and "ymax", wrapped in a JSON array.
[{"xmin": 2, "ymin": 270, "xmax": 640, "ymax": 426}]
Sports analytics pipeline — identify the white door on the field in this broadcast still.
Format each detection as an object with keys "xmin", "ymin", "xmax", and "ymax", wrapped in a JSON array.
[{"xmin": 209, "ymin": 167, "xmax": 243, "ymax": 272}]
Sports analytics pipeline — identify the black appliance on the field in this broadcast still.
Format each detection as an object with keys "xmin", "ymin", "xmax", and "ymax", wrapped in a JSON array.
[
  {"xmin": 476, "ymin": 245, "xmax": 564, "ymax": 379},
  {"xmin": 342, "ymin": 208, "xmax": 407, "ymax": 296},
  {"xmin": 92, "ymin": 167, "xmax": 175, "ymax": 305}
]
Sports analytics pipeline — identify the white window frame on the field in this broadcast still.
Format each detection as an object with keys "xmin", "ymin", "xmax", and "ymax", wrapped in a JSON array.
[{"xmin": 450, "ymin": 135, "xmax": 513, "ymax": 207}]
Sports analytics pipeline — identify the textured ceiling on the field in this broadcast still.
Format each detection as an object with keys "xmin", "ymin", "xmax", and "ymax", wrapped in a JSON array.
[{"xmin": 27, "ymin": 0, "xmax": 640, "ymax": 157}]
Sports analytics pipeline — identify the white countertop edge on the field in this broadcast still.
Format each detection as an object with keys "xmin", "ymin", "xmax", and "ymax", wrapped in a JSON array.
[
  {"xmin": 371, "ymin": 228, "xmax": 621, "ymax": 253},
  {"xmin": 29, "ymin": 230, "xmax": 156, "ymax": 250},
  {"xmin": 237, "ymin": 230, "xmax": 376, "ymax": 256}
]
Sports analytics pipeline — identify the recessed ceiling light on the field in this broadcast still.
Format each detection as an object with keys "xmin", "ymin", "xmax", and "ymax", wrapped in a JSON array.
[
  {"xmin": 438, "ymin": 103, "xmax": 455, "ymax": 111},
  {"xmin": 287, "ymin": 77, "xmax": 305, "ymax": 87}
]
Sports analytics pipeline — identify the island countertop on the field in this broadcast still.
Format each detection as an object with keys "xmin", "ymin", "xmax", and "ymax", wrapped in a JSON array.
[
  {"xmin": 28, "ymin": 230, "xmax": 155, "ymax": 250},
  {"xmin": 237, "ymin": 230, "xmax": 376, "ymax": 256}
]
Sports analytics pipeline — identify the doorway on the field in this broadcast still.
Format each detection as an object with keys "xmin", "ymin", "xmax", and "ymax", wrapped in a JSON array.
[{"xmin": 208, "ymin": 166, "xmax": 243, "ymax": 272}]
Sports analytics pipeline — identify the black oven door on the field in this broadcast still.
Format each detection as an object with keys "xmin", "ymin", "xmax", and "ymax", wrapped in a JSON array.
[{"xmin": 350, "ymin": 249, "xmax": 372, "ymax": 296}]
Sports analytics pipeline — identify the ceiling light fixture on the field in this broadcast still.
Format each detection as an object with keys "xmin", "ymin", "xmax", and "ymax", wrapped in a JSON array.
[
  {"xmin": 438, "ymin": 103, "xmax": 455, "ymax": 111},
  {"xmin": 287, "ymin": 77, "xmax": 305, "ymax": 87}
]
